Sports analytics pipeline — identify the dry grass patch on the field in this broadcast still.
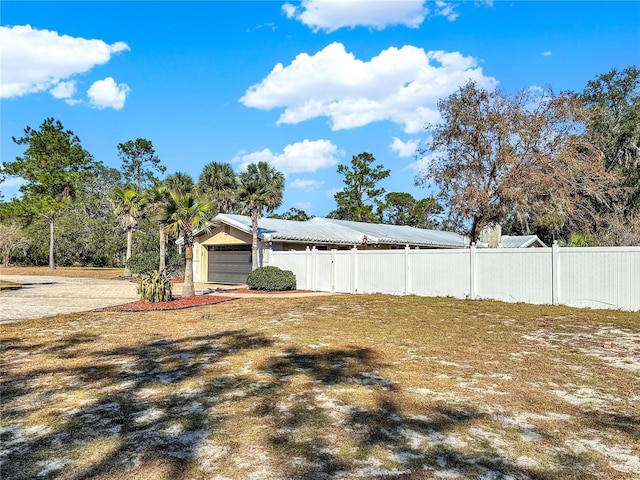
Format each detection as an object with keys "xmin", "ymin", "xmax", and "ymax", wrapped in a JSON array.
[
  {"xmin": 0, "ymin": 266, "xmax": 123, "ymax": 279},
  {"xmin": 1, "ymin": 295, "xmax": 638, "ymax": 479},
  {"xmin": 0, "ymin": 280, "xmax": 22, "ymax": 291}
]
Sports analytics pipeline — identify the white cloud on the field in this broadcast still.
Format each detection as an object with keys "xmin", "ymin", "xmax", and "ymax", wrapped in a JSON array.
[
  {"xmin": 409, "ymin": 149, "xmax": 439, "ymax": 173},
  {"xmin": 49, "ymin": 80, "xmax": 76, "ymax": 99},
  {"xmin": 325, "ymin": 188, "xmax": 341, "ymax": 199},
  {"xmin": 0, "ymin": 25, "xmax": 129, "ymax": 99},
  {"xmin": 234, "ymin": 139, "xmax": 342, "ymax": 174},
  {"xmin": 541, "ymin": 51, "xmax": 553, "ymax": 56},
  {"xmin": 241, "ymin": 42, "xmax": 498, "ymax": 133},
  {"xmin": 294, "ymin": 201, "xmax": 312, "ymax": 210},
  {"xmin": 391, "ymin": 137, "xmax": 420, "ymax": 157},
  {"xmin": 434, "ymin": 1, "xmax": 459, "ymax": 21},
  {"xmin": 289, "ymin": 178, "xmax": 324, "ymax": 189},
  {"xmin": 87, "ymin": 77, "xmax": 131, "ymax": 110},
  {"xmin": 282, "ymin": 0, "xmax": 428, "ymax": 32}
]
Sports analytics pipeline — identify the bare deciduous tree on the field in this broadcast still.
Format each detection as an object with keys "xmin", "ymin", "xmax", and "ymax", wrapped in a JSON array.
[
  {"xmin": 416, "ymin": 82, "xmax": 619, "ymax": 243},
  {"xmin": 0, "ymin": 223, "xmax": 30, "ymax": 267}
]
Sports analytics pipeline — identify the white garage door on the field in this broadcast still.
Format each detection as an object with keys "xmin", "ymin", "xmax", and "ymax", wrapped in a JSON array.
[{"xmin": 208, "ymin": 247, "xmax": 252, "ymax": 284}]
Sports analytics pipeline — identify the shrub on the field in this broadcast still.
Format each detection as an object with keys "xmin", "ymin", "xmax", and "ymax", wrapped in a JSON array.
[
  {"xmin": 166, "ymin": 251, "xmax": 185, "ymax": 278},
  {"xmin": 126, "ymin": 250, "xmax": 186, "ymax": 277},
  {"xmin": 126, "ymin": 251, "xmax": 158, "ymax": 276},
  {"xmin": 138, "ymin": 271, "xmax": 173, "ymax": 302},
  {"xmin": 562, "ymin": 232, "xmax": 596, "ymax": 247},
  {"xmin": 246, "ymin": 266, "xmax": 296, "ymax": 291}
]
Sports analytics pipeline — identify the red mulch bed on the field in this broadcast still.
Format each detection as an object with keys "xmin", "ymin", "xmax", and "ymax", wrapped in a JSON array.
[
  {"xmin": 97, "ymin": 295, "xmax": 233, "ymax": 312},
  {"xmin": 226, "ymin": 288, "xmax": 313, "ymax": 294}
]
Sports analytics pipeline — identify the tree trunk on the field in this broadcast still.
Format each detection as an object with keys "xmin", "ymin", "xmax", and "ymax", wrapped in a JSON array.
[
  {"xmin": 251, "ymin": 210, "xmax": 259, "ymax": 270},
  {"xmin": 3, "ymin": 252, "xmax": 8, "ymax": 268},
  {"xmin": 159, "ymin": 223, "xmax": 166, "ymax": 274},
  {"xmin": 124, "ymin": 228, "xmax": 133, "ymax": 277},
  {"xmin": 49, "ymin": 217, "xmax": 56, "ymax": 270},
  {"xmin": 182, "ymin": 245, "xmax": 195, "ymax": 297}
]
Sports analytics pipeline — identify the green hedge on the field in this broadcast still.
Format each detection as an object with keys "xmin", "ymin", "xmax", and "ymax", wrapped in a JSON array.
[{"xmin": 246, "ymin": 266, "xmax": 296, "ymax": 291}]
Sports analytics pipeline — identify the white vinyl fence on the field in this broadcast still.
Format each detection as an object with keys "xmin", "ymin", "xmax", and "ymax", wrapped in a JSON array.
[{"xmin": 270, "ymin": 244, "xmax": 640, "ymax": 311}]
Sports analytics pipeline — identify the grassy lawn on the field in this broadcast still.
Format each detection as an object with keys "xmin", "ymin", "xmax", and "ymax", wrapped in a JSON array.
[{"xmin": 1, "ymin": 295, "xmax": 638, "ymax": 479}]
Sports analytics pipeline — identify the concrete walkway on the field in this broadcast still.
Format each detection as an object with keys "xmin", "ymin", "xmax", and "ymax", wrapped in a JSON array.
[{"xmin": 0, "ymin": 275, "xmax": 139, "ymax": 323}]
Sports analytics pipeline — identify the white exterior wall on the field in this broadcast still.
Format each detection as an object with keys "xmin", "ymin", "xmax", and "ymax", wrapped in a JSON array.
[{"xmin": 270, "ymin": 245, "xmax": 640, "ymax": 311}]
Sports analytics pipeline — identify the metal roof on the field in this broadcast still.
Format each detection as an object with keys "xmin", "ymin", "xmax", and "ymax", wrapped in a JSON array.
[
  {"xmin": 498, "ymin": 235, "xmax": 547, "ymax": 248},
  {"xmin": 206, "ymin": 214, "xmax": 468, "ymax": 248}
]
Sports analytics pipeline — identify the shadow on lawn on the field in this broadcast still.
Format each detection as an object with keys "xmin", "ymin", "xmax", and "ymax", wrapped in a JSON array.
[
  {"xmin": 0, "ymin": 329, "xmax": 629, "ymax": 480},
  {"xmin": 254, "ymin": 355, "xmax": 565, "ymax": 480},
  {"xmin": 1, "ymin": 329, "xmax": 272, "ymax": 480}
]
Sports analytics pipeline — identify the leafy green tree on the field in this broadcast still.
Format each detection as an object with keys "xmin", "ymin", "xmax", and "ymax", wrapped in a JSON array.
[
  {"xmin": 3, "ymin": 118, "xmax": 96, "ymax": 269},
  {"xmin": 416, "ymin": 81, "xmax": 617, "ymax": 243},
  {"xmin": 270, "ymin": 207, "xmax": 313, "ymax": 221},
  {"xmin": 53, "ymin": 165, "xmax": 122, "ymax": 266},
  {"xmin": 198, "ymin": 162, "xmax": 238, "ymax": 214},
  {"xmin": 581, "ymin": 66, "xmax": 640, "ymax": 179},
  {"xmin": 164, "ymin": 189, "xmax": 212, "ymax": 297},
  {"xmin": 414, "ymin": 197, "xmax": 444, "ymax": 229},
  {"xmin": 579, "ymin": 66, "xmax": 640, "ymax": 244},
  {"xmin": 378, "ymin": 192, "xmax": 416, "ymax": 225},
  {"xmin": 237, "ymin": 162, "xmax": 285, "ymax": 270},
  {"xmin": 377, "ymin": 192, "xmax": 443, "ymax": 228},
  {"xmin": 328, "ymin": 152, "xmax": 390, "ymax": 223},
  {"xmin": 112, "ymin": 186, "xmax": 147, "ymax": 277},
  {"xmin": 117, "ymin": 138, "xmax": 166, "ymax": 191}
]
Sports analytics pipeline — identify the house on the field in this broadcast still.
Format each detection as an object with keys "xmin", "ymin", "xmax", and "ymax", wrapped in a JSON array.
[
  {"xmin": 496, "ymin": 235, "xmax": 546, "ymax": 248},
  {"xmin": 186, "ymin": 214, "xmax": 545, "ymax": 284}
]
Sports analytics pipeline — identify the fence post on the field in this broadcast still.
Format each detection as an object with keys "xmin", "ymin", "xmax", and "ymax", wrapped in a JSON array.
[
  {"xmin": 312, "ymin": 246, "xmax": 318, "ymax": 291},
  {"xmin": 330, "ymin": 249, "xmax": 337, "ymax": 293},
  {"xmin": 469, "ymin": 243, "xmax": 477, "ymax": 300},
  {"xmin": 552, "ymin": 240, "xmax": 559, "ymax": 305},
  {"xmin": 305, "ymin": 246, "xmax": 311, "ymax": 290},
  {"xmin": 404, "ymin": 244, "xmax": 411, "ymax": 295},
  {"xmin": 351, "ymin": 246, "xmax": 358, "ymax": 294}
]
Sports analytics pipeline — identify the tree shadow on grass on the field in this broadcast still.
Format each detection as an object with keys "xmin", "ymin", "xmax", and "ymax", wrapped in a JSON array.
[
  {"xmin": 1, "ymin": 328, "xmax": 633, "ymax": 480},
  {"xmin": 252, "ymin": 345, "xmax": 614, "ymax": 480},
  {"xmin": 1, "ymin": 329, "xmax": 273, "ymax": 480}
]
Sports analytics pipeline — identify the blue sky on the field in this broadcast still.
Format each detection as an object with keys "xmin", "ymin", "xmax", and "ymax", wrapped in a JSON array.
[{"xmin": 1, "ymin": 1, "xmax": 639, "ymax": 217}]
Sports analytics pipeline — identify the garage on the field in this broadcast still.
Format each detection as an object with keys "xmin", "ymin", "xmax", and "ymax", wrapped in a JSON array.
[{"xmin": 207, "ymin": 245, "xmax": 252, "ymax": 284}]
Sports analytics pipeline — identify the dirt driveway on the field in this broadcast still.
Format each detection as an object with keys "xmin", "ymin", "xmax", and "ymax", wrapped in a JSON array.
[{"xmin": 0, "ymin": 275, "xmax": 139, "ymax": 323}]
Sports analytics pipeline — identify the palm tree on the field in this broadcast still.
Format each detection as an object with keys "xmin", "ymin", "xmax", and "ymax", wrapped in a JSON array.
[
  {"xmin": 111, "ymin": 186, "xmax": 146, "ymax": 277},
  {"xmin": 237, "ymin": 162, "xmax": 284, "ymax": 270},
  {"xmin": 157, "ymin": 173, "xmax": 196, "ymax": 273},
  {"xmin": 165, "ymin": 172, "xmax": 195, "ymax": 195},
  {"xmin": 198, "ymin": 162, "xmax": 238, "ymax": 214},
  {"xmin": 143, "ymin": 186, "xmax": 170, "ymax": 274},
  {"xmin": 164, "ymin": 189, "xmax": 211, "ymax": 297}
]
